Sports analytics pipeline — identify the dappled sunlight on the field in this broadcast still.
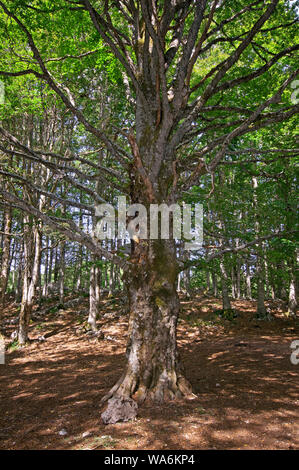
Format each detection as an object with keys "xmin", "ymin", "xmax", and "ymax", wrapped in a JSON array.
[{"xmin": 1, "ymin": 293, "xmax": 298, "ymax": 449}]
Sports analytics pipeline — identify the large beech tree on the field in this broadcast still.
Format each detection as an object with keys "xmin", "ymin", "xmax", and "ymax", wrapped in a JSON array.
[{"xmin": 0, "ymin": 0, "xmax": 298, "ymax": 403}]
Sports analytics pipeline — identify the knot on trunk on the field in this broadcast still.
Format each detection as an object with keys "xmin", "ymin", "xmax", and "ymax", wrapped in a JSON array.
[{"xmin": 101, "ymin": 396, "xmax": 138, "ymax": 424}]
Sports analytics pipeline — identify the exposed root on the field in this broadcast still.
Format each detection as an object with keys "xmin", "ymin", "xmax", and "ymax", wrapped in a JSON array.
[
  {"xmin": 100, "ymin": 371, "xmax": 137, "ymax": 403},
  {"xmin": 101, "ymin": 368, "xmax": 196, "ymax": 407}
]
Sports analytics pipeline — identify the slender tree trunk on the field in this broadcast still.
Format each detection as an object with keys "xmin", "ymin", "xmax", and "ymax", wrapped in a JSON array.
[
  {"xmin": 109, "ymin": 262, "xmax": 114, "ymax": 296},
  {"xmin": 252, "ymin": 177, "xmax": 266, "ymax": 317},
  {"xmin": 59, "ymin": 242, "xmax": 65, "ymax": 305},
  {"xmin": 288, "ymin": 252, "xmax": 298, "ymax": 315},
  {"xmin": 256, "ymin": 268, "xmax": 266, "ymax": 316},
  {"xmin": 177, "ymin": 272, "xmax": 181, "ymax": 292},
  {"xmin": 18, "ymin": 220, "xmax": 42, "ymax": 344},
  {"xmin": 184, "ymin": 268, "xmax": 191, "ymax": 296},
  {"xmin": 246, "ymin": 262, "xmax": 252, "ymax": 300},
  {"xmin": 11, "ymin": 245, "xmax": 17, "ymax": 295},
  {"xmin": 255, "ymin": 244, "xmax": 266, "ymax": 316},
  {"xmin": 264, "ymin": 255, "xmax": 270, "ymax": 300},
  {"xmin": 0, "ymin": 204, "xmax": 12, "ymax": 306},
  {"xmin": 42, "ymin": 237, "xmax": 49, "ymax": 298},
  {"xmin": 16, "ymin": 246, "xmax": 23, "ymax": 303},
  {"xmin": 74, "ymin": 246, "xmax": 83, "ymax": 291},
  {"xmin": 220, "ymin": 258, "xmax": 231, "ymax": 310},
  {"xmin": 231, "ymin": 267, "xmax": 236, "ymax": 299},
  {"xmin": 75, "ymin": 200, "xmax": 84, "ymax": 291},
  {"xmin": 54, "ymin": 246, "xmax": 59, "ymax": 283},
  {"xmin": 96, "ymin": 262, "xmax": 101, "ymax": 302},
  {"xmin": 206, "ymin": 270, "xmax": 211, "ymax": 293},
  {"xmin": 88, "ymin": 257, "xmax": 99, "ymax": 331},
  {"xmin": 218, "ymin": 184, "xmax": 231, "ymax": 310},
  {"xmin": 48, "ymin": 241, "xmax": 54, "ymax": 286},
  {"xmin": 212, "ymin": 272, "xmax": 218, "ymax": 297},
  {"xmin": 18, "ymin": 214, "xmax": 33, "ymax": 344},
  {"xmin": 288, "ymin": 275, "xmax": 297, "ymax": 315},
  {"xmin": 236, "ymin": 260, "xmax": 241, "ymax": 299}
]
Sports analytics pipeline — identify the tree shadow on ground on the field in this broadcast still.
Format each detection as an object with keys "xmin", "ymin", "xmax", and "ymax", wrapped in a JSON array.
[{"xmin": 0, "ymin": 319, "xmax": 298, "ymax": 449}]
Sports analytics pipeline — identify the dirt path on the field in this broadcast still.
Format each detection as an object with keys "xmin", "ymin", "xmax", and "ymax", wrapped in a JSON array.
[{"xmin": 0, "ymin": 295, "xmax": 298, "ymax": 450}]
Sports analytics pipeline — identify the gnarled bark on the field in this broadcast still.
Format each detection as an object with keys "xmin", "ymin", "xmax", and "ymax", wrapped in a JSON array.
[{"xmin": 102, "ymin": 239, "xmax": 193, "ymax": 404}]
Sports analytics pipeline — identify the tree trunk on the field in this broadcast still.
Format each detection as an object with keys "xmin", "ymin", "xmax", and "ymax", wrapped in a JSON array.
[
  {"xmin": 288, "ymin": 252, "xmax": 298, "ymax": 315},
  {"xmin": 236, "ymin": 260, "xmax": 241, "ymax": 299},
  {"xmin": 212, "ymin": 272, "xmax": 218, "ymax": 297},
  {"xmin": 252, "ymin": 177, "xmax": 266, "ymax": 317},
  {"xmin": 18, "ymin": 220, "xmax": 41, "ymax": 345},
  {"xmin": 256, "ymin": 272, "xmax": 266, "ymax": 316},
  {"xmin": 288, "ymin": 274, "xmax": 297, "ymax": 316},
  {"xmin": 0, "ymin": 204, "xmax": 12, "ymax": 306},
  {"xmin": 54, "ymin": 246, "xmax": 59, "ymax": 283},
  {"xmin": 206, "ymin": 270, "xmax": 211, "ymax": 293},
  {"xmin": 16, "ymin": 245, "xmax": 23, "ymax": 303},
  {"xmin": 88, "ymin": 258, "xmax": 99, "ymax": 331},
  {"xmin": 109, "ymin": 262, "xmax": 114, "ymax": 296},
  {"xmin": 42, "ymin": 236, "xmax": 49, "ymax": 298},
  {"xmin": 74, "ymin": 246, "xmax": 83, "ymax": 291},
  {"xmin": 48, "ymin": 241, "xmax": 54, "ymax": 287},
  {"xmin": 231, "ymin": 266, "xmax": 236, "ymax": 299},
  {"xmin": 177, "ymin": 272, "xmax": 181, "ymax": 292},
  {"xmin": 59, "ymin": 242, "xmax": 65, "ymax": 305},
  {"xmin": 264, "ymin": 255, "xmax": 270, "ymax": 300},
  {"xmin": 102, "ymin": 239, "xmax": 193, "ymax": 403},
  {"xmin": 246, "ymin": 262, "xmax": 252, "ymax": 300},
  {"xmin": 95, "ymin": 263, "xmax": 101, "ymax": 303},
  {"xmin": 220, "ymin": 259, "xmax": 231, "ymax": 310},
  {"xmin": 104, "ymin": 262, "xmax": 109, "ymax": 290}
]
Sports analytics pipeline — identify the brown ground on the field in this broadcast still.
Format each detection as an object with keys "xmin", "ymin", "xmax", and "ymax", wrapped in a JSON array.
[{"xmin": 0, "ymin": 293, "xmax": 298, "ymax": 450}]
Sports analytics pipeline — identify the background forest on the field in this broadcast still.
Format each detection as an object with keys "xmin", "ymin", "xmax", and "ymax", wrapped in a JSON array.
[{"xmin": 0, "ymin": 0, "xmax": 298, "ymax": 450}]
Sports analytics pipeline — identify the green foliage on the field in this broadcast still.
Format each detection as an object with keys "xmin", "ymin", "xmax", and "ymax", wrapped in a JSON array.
[{"xmin": 214, "ymin": 309, "xmax": 238, "ymax": 321}]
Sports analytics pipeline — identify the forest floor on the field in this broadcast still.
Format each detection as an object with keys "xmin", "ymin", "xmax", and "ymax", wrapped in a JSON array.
[{"xmin": 0, "ymin": 293, "xmax": 298, "ymax": 450}]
